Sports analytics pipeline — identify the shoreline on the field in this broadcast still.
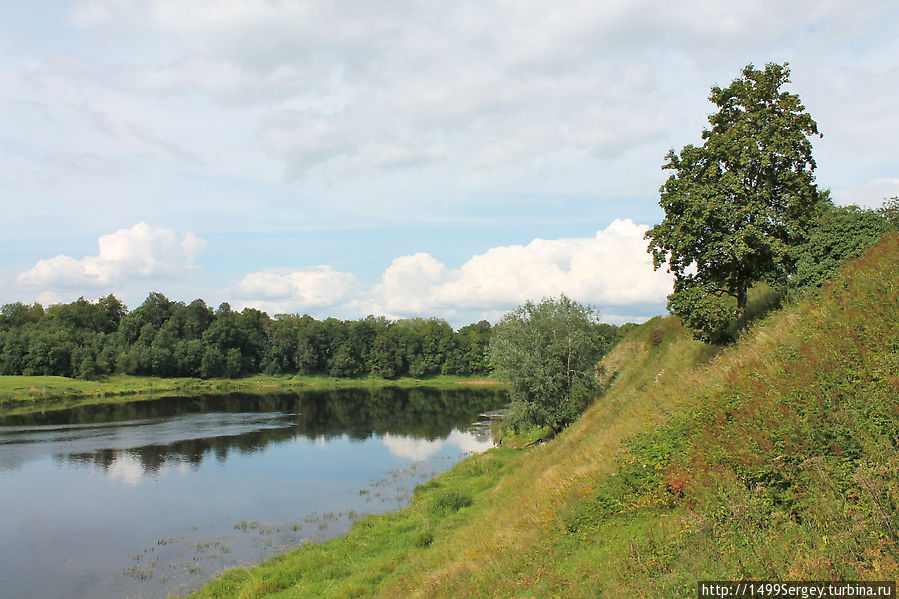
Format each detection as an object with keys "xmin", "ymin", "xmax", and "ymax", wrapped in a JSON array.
[{"xmin": 0, "ymin": 374, "xmax": 508, "ymax": 417}]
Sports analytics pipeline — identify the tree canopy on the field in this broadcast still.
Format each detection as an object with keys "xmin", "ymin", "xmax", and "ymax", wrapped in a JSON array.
[
  {"xmin": 791, "ymin": 204, "xmax": 893, "ymax": 291},
  {"xmin": 877, "ymin": 196, "xmax": 899, "ymax": 230},
  {"xmin": 488, "ymin": 295, "xmax": 614, "ymax": 433},
  {"xmin": 0, "ymin": 293, "xmax": 499, "ymax": 380},
  {"xmin": 646, "ymin": 63, "xmax": 827, "ymax": 342}
]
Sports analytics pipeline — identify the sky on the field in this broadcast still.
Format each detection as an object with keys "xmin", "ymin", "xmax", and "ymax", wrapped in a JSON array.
[{"xmin": 1, "ymin": 1, "xmax": 897, "ymax": 327}]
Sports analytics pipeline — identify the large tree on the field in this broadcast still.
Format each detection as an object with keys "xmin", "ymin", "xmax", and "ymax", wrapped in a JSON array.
[
  {"xmin": 488, "ymin": 295, "xmax": 604, "ymax": 433},
  {"xmin": 646, "ymin": 63, "xmax": 826, "ymax": 340}
]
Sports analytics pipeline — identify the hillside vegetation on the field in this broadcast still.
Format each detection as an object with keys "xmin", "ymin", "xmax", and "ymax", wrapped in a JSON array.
[{"xmin": 191, "ymin": 233, "xmax": 898, "ymax": 598}]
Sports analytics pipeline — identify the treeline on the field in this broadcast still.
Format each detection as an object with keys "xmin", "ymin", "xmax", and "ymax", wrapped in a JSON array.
[{"xmin": 0, "ymin": 292, "xmax": 621, "ymax": 381}]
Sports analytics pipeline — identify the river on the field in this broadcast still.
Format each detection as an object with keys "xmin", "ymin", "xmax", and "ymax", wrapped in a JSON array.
[{"xmin": 0, "ymin": 386, "xmax": 507, "ymax": 598}]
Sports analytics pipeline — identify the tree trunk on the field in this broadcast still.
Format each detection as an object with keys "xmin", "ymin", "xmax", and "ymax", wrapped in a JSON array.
[{"xmin": 735, "ymin": 284, "xmax": 748, "ymax": 335}]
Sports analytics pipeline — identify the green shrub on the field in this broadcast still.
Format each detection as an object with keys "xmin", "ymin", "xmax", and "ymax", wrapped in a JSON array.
[
  {"xmin": 429, "ymin": 488, "xmax": 473, "ymax": 515},
  {"xmin": 412, "ymin": 528, "xmax": 434, "ymax": 547}
]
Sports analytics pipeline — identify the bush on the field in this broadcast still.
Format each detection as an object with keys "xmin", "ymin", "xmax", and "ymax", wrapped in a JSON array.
[
  {"xmin": 429, "ymin": 488, "xmax": 473, "ymax": 515},
  {"xmin": 489, "ymin": 295, "xmax": 605, "ymax": 432},
  {"xmin": 792, "ymin": 205, "xmax": 891, "ymax": 291}
]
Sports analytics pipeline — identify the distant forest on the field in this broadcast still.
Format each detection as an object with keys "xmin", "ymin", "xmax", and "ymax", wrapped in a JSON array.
[{"xmin": 0, "ymin": 292, "xmax": 622, "ymax": 380}]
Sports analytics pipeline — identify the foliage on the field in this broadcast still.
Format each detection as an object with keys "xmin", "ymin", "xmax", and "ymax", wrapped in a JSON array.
[
  {"xmin": 429, "ymin": 488, "xmax": 474, "ymax": 515},
  {"xmin": 0, "ymin": 293, "xmax": 515, "ymax": 381},
  {"xmin": 646, "ymin": 63, "xmax": 826, "ymax": 341},
  {"xmin": 876, "ymin": 195, "xmax": 899, "ymax": 230},
  {"xmin": 666, "ymin": 281, "xmax": 737, "ymax": 344},
  {"xmin": 488, "ymin": 295, "xmax": 611, "ymax": 432},
  {"xmin": 791, "ymin": 204, "xmax": 892, "ymax": 291}
]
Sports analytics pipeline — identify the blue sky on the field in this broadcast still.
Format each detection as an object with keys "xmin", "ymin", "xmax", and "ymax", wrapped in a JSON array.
[{"xmin": 2, "ymin": 1, "xmax": 898, "ymax": 327}]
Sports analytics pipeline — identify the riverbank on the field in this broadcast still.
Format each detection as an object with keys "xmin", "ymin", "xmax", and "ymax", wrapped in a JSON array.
[
  {"xmin": 187, "ymin": 235, "xmax": 899, "ymax": 598},
  {"xmin": 0, "ymin": 373, "xmax": 506, "ymax": 416},
  {"xmin": 0, "ymin": 382, "xmax": 507, "ymax": 599}
]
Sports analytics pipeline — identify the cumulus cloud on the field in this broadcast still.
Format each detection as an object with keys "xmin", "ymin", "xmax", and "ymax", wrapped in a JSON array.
[
  {"xmin": 233, "ymin": 266, "xmax": 358, "ymax": 309},
  {"xmin": 229, "ymin": 219, "xmax": 671, "ymax": 323},
  {"xmin": 831, "ymin": 177, "xmax": 899, "ymax": 209},
  {"xmin": 368, "ymin": 219, "xmax": 672, "ymax": 319},
  {"xmin": 16, "ymin": 218, "xmax": 670, "ymax": 324},
  {"xmin": 17, "ymin": 222, "xmax": 206, "ymax": 289}
]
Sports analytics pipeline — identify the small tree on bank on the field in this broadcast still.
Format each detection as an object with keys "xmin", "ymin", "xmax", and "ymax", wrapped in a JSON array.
[
  {"xmin": 489, "ymin": 295, "xmax": 604, "ymax": 433},
  {"xmin": 646, "ymin": 63, "xmax": 827, "ymax": 343}
]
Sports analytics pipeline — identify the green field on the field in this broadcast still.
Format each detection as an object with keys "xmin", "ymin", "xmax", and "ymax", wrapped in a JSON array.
[
  {"xmin": 0, "ymin": 373, "xmax": 505, "ymax": 417},
  {"xmin": 187, "ymin": 233, "xmax": 899, "ymax": 598}
]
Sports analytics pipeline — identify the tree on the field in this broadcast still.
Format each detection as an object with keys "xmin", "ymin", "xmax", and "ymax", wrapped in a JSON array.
[
  {"xmin": 0, "ymin": 302, "xmax": 44, "ymax": 329},
  {"xmin": 646, "ymin": 63, "xmax": 826, "ymax": 341},
  {"xmin": 792, "ymin": 205, "xmax": 892, "ymax": 291},
  {"xmin": 488, "ymin": 295, "xmax": 603, "ymax": 433},
  {"xmin": 877, "ymin": 196, "xmax": 899, "ymax": 230},
  {"xmin": 457, "ymin": 320, "xmax": 492, "ymax": 375}
]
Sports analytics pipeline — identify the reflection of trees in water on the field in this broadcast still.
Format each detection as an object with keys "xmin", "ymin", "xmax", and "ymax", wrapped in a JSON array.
[
  {"xmin": 39, "ymin": 387, "xmax": 507, "ymax": 477},
  {"xmin": 65, "ymin": 424, "xmax": 300, "ymax": 475}
]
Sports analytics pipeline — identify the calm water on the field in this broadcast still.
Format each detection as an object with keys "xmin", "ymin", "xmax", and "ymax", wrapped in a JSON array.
[{"xmin": 0, "ymin": 387, "xmax": 507, "ymax": 599}]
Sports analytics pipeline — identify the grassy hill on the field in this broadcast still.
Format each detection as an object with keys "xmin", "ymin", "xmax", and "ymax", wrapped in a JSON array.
[{"xmin": 190, "ymin": 232, "xmax": 899, "ymax": 598}]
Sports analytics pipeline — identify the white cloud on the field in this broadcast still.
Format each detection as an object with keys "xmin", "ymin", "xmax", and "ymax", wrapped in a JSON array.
[
  {"xmin": 233, "ymin": 266, "xmax": 358, "ymax": 309},
  {"xmin": 371, "ymin": 253, "xmax": 449, "ymax": 314},
  {"xmin": 66, "ymin": 0, "xmax": 898, "ymax": 180},
  {"xmin": 367, "ymin": 218, "xmax": 672, "ymax": 318},
  {"xmin": 17, "ymin": 222, "xmax": 206, "ymax": 289},
  {"xmin": 831, "ymin": 177, "xmax": 899, "ymax": 209},
  {"xmin": 229, "ymin": 219, "xmax": 671, "ymax": 323},
  {"xmin": 14, "ymin": 219, "xmax": 670, "ymax": 324}
]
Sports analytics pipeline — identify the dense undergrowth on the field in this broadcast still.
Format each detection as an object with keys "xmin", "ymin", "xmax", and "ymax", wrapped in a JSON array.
[{"xmin": 189, "ymin": 233, "xmax": 899, "ymax": 598}]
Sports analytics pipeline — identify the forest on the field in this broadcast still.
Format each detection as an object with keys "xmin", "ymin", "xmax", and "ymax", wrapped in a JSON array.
[{"xmin": 0, "ymin": 291, "xmax": 620, "ymax": 381}]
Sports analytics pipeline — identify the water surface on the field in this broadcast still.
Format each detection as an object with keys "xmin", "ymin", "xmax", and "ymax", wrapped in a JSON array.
[{"xmin": 0, "ymin": 387, "xmax": 507, "ymax": 598}]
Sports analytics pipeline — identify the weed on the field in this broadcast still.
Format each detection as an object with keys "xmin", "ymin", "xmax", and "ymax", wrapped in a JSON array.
[{"xmin": 429, "ymin": 488, "xmax": 474, "ymax": 515}]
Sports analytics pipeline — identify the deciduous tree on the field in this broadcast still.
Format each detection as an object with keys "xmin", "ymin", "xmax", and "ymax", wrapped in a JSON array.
[
  {"xmin": 489, "ymin": 295, "xmax": 603, "ymax": 432},
  {"xmin": 646, "ymin": 63, "xmax": 826, "ymax": 341}
]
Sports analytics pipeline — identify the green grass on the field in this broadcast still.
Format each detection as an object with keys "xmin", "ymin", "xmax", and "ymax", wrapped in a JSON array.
[
  {"xmin": 185, "ymin": 232, "xmax": 899, "ymax": 598},
  {"xmin": 187, "ymin": 448, "xmax": 518, "ymax": 599},
  {"xmin": 0, "ymin": 373, "xmax": 506, "ymax": 417}
]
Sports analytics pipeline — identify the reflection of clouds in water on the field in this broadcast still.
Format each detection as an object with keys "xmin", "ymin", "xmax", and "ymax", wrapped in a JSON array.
[
  {"xmin": 382, "ymin": 430, "xmax": 493, "ymax": 461},
  {"xmin": 382, "ymin": 435, "xmax": 443, "ymax": 461},
  {"xmin": 105, "ymin": 453, "xmax": 195, "ymax": 486},
  {"xmin": 106, "ymin": 453, "xmax": 149, "ymax": 486},
  {"xmin": 447, "ymin": 430, "xmax": 494, "ymax": 455}
]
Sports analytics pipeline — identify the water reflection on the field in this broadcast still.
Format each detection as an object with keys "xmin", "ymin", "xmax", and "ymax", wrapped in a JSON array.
[
  {"xmin": 0, "ymin": 387, "xmax": 507, "ymax": 599},
  {"xmin": 0, "ymin": 387, "xmax": 507, "ymax": 478}
]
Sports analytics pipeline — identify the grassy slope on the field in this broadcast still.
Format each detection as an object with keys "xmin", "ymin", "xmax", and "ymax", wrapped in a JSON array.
[{"xmin": 190, "ymin": 233, "xmax": 899, "ymax": 598}]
